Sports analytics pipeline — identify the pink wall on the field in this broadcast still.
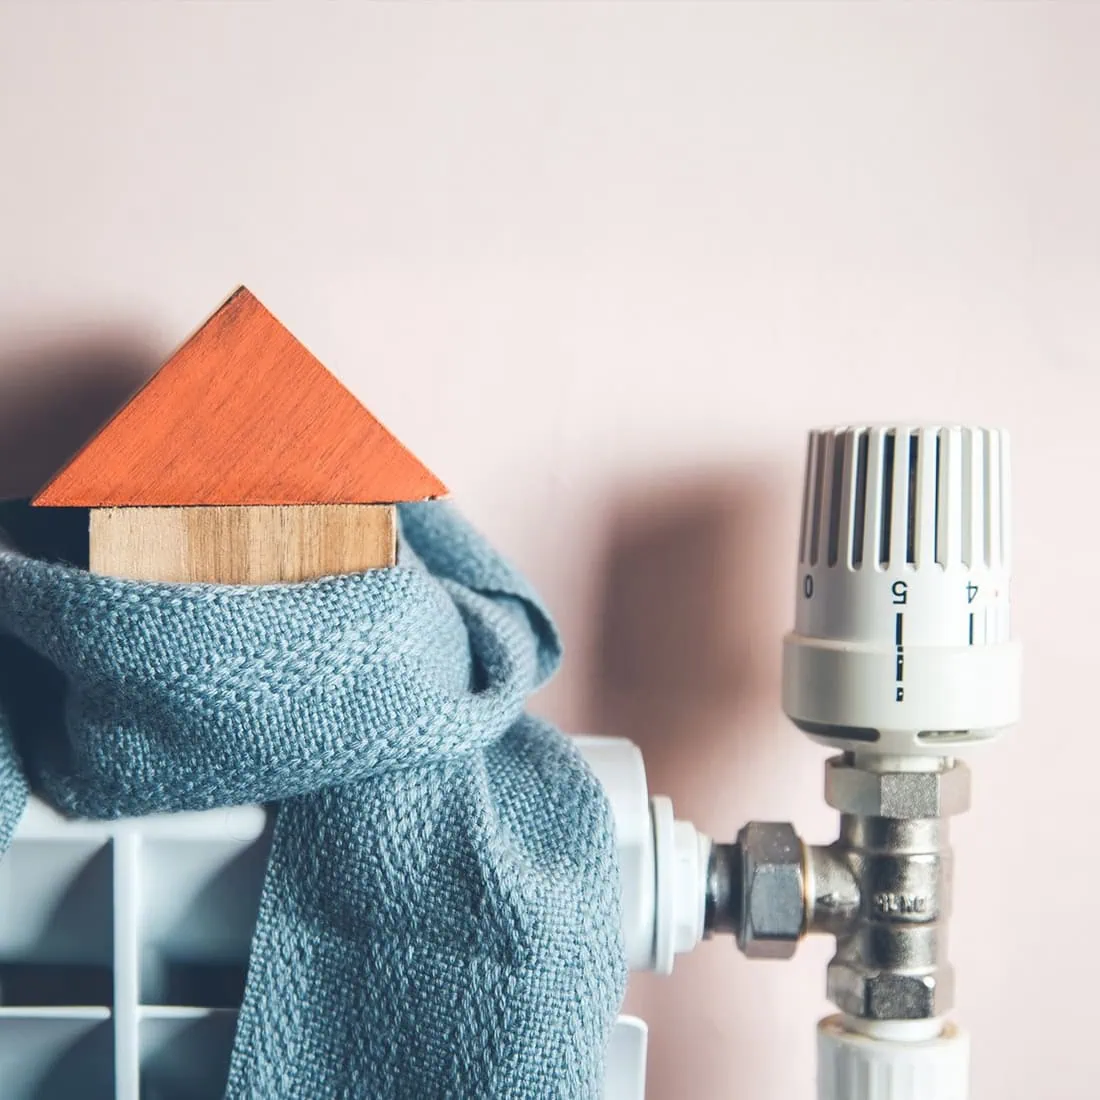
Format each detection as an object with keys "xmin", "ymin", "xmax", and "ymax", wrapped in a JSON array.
[{"xmin": 0, "ymin": 5, "xmax": 1094, "ymax": 1097}]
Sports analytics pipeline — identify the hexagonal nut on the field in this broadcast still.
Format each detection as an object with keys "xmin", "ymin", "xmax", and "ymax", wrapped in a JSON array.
[
  {"xmin": 825, "ymin": 759, "xmax": 971, "ymax": 819},
  {"xmin": 827, "ymin": 961, "xmax": 956, "ymax": 1020},
  {"xmin": 737, "ymin": 821, "xmax": 805, "ymax": 959}
]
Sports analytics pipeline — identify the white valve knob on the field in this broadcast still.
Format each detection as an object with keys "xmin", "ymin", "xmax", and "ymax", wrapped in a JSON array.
[
  {"xmin": 818, "ymin": 1017, "xmax": 969, "ymax": 1100},
  {"xmin": 783, "ymin": 425, "xmax": 1021, "ymax": 756}
]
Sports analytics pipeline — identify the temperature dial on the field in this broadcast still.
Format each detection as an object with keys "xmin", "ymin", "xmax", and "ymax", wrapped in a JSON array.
[{"xmin": 782, "ymin": 425, "xmax": 1020, "ymax": 756}]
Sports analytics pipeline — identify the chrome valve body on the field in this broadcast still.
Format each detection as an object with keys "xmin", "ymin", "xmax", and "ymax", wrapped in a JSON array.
[{"xmin": 706, "ymin": 754, "xmax": 968, "ymax": 1022}]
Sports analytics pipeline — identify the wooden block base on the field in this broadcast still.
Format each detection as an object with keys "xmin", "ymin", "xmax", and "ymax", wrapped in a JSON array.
[{"xmin": 90, "ymin": 504, "xmax": 396, "ymax": 584}]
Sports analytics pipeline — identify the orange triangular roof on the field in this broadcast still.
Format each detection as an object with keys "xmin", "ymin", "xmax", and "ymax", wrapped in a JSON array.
[{"xmin": 34, "ymin": 287, "xmax": 447, "ymax": 507}]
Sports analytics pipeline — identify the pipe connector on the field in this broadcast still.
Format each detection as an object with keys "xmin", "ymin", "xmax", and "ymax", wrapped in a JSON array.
[{"xmin": 707, "ymin": 821, "xmax": 808, "ymax": 959}]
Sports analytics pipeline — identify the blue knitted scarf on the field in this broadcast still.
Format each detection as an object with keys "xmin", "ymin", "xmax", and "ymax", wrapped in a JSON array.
[{"xmin": 0, "ymin": 501, "xmax": 626, "ymax": 1098}]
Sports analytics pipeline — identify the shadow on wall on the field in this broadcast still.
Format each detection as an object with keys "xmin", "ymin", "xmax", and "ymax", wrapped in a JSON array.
[
  {"xmin": 0, "ymin": 331, "xmax": 156, "ymax": 502},
  {"xmin": 588, "ymin": 467, "xmax": 790, "ymax": 801},
  {"xmin": 586, "ymin": 467, "xmax": 795, "ymax": 1100}
]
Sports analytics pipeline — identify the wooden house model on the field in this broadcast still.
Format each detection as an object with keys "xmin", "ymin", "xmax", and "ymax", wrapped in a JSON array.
[{"xmin": 32, "ymin": 287, "xmax": 446, "ymax": 584}]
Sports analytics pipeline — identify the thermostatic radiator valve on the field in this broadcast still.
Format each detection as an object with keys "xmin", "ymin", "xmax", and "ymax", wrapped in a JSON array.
[{"xmin": 705, "ymin": 425, "xmax": 1021, "ymax": 1100}]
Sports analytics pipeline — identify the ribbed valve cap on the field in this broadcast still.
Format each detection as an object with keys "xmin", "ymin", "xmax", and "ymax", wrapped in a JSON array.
[
  {"xmin": 782, "ymin": 425, "xmax": 1021, "ymax": 756},
  {"xmin": 818, "ymin": 1017, "xmax": 969, "ymax": 1100}
]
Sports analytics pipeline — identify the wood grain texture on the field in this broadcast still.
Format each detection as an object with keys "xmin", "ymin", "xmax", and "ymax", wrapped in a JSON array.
[
  {"xmin": 34, "ymin": 287, "xmax": 447, "ymax": 507},
  {"xmin": 90, "ymin": 504, "xmax": 397, "ymax": 583}
]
